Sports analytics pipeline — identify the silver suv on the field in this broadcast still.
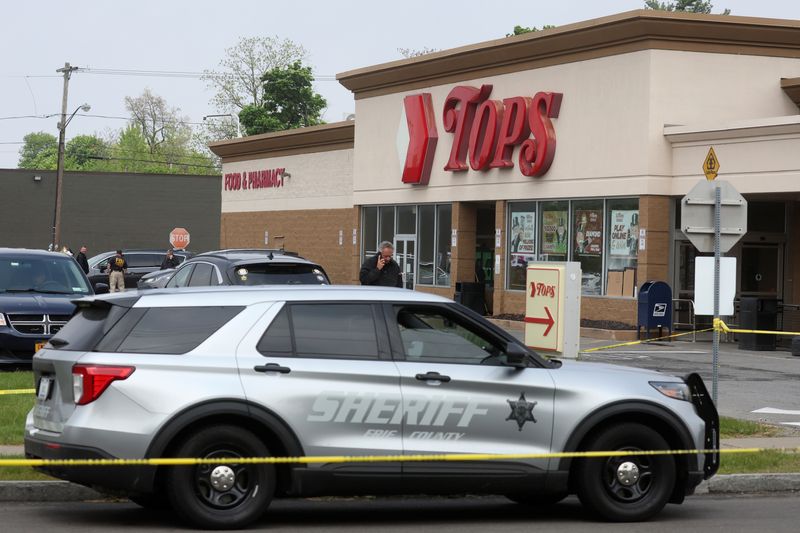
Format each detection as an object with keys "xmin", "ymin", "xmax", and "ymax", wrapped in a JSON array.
[{"xmin": 25, "ymin": 286, "xmax": 718, "ymax": 529}]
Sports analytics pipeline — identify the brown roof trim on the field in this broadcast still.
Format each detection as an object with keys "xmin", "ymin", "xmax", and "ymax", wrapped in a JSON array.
[
  {"xmin": 337, "ymin": 10, "xmax": 800, "ymax": 99},
  {"xmin": 208, "ymin": 121, "xmax": 354, "ymax": 161},
  {"xmin": 782, "ymin": 77, "xmax": 800, "ymax": 108}
]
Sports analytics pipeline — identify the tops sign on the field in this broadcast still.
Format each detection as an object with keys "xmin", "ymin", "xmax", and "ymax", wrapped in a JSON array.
[
  {"xmin": 401, "ymin": 84, "xmax": 563, "ymax": 186},
  {"xmin": 225, "ymin": 168, "xmax": 286, "ymax": 191}
]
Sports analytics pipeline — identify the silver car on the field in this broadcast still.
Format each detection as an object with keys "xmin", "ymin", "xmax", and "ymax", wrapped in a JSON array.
[{"xmin": 25, "ymin": 286, "xmax": 718, "ymax": 529}]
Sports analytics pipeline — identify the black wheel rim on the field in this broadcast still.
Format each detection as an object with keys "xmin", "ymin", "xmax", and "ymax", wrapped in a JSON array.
[
  {"xmin": 194, "ymin": 448, "xmax": 254, "ymax": 510},
  {"xmin": 603, "ymin": 447, "xmax": 654, "ymax": 503}
]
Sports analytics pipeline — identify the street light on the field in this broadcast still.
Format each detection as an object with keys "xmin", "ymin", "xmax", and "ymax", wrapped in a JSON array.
[
  {"xmin": 203, "ymin": 113, "xmax": 242, "ymax": 138},
  {"xmin": 51, "ymin": 102, "xmax": 90, "ymax": 251}
]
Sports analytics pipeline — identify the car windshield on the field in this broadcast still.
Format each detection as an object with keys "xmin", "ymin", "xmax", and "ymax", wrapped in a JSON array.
[
  {"xmin": 0, "ymin": 255, "xmax": 91, "ymax": 295},
  {"xmin": 232, "ymin": 263, "xmax": 329, "ymax": 286}
]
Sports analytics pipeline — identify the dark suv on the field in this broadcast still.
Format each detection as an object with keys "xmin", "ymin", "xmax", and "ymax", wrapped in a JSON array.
[
  {"xmin": 138, "ymin": 249, "xmax": 330, "ymax": 289},
  {"xmin": 87, "ymin": 249, "xmax": 192, "ymax": 289},
  {"xmin": 0, "ymin": 248, "xmax": 94, "ymax": 364}
]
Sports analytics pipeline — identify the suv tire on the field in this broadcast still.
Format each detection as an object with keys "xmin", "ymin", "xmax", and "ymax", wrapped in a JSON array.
[
  {"xmin": 165, "ymin": 424, "xmax": 275, "ymax": 530},
  {"xmin": 575, "ymin": 422, "xmax": 676, "ymax": 522}
]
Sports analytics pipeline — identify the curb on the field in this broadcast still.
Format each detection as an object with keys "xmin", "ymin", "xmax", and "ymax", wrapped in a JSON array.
[
  {"xmin": 0, "ymin": 481, "xmax": 102, "ymax": 502},
  {"xmin": 0, "ymin": 474, "xmax": 799, "ymax": 502},
  {"xmin": 695, "ymin": 473, "xmax": 800, "ymax": 494}
]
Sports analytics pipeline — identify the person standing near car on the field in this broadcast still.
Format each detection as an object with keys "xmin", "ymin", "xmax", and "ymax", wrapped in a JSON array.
[
  {"xmin": 108, "ymin": 250, "xmax": 128, "ymax": 293},
  {"xmin": 160, "ymin": 248, "xmax": 180, "ymax": 270},
  {"xmin": 360, "ymin": 241, "xmax": 403, "ymax": 288},
  {"xmin": 75, "ymin": 246, "xmax": 89, "ymax": 274}
]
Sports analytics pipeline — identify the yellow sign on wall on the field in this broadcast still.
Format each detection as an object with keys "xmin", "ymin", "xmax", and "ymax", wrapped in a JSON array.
[
  {"xmin": 525, "ymin": 265, "xmax": 566, "ymax": 352},
  {"xmin": 703, "ymin": 147, "xmax": 720, "ymax": 181}
]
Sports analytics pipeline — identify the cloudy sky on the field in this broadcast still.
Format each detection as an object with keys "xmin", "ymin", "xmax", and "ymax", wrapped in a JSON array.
[{"xmin": 1, "ymin": 0, "xmax": 799, "ymax": 168}]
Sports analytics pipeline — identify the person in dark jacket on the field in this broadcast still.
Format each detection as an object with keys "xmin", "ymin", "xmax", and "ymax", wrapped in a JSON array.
[
  {"xmin": 75, "ymin": 246, "xmax": 89, "ymax": 274},
  {"xmin": 360, "ymin": 241, "xmax": 403, "ymax": 288},
  {"xmin": 160, "ymin": 249, "xmax": 180, "ymax": 270}
]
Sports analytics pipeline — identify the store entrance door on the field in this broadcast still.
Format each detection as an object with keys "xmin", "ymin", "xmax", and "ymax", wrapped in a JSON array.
[
  {"xmin": 741, "ymin": 243, "xmax": 782, "ymax": 298},
  {"xmin": 394, "ymin": 235, "xmax": 416, "ymax": 290}
]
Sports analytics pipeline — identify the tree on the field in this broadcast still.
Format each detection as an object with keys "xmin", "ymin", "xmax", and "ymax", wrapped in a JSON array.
[
  {"xmin": 239, "ymin": 61, "xmax": 327, "ymax": 136},
  {"xmin": 644, "ymin": 0, "xmax": 730, "ymax": 14},
  {"xmin": 65, "ymin": 135, "xmax": 108, "ymax": 170},
  {"xmin": 18, "ymin": 132, "xmax": 57, "ymax": 169},
  {"xmin": 398, "ymin": 47, "xmax": 438, "ymax": 58},
  {"xmin": 124, "ymin": 88, "xmax": 191, "ymax": 155},
  {"xmin": 203, "ymin": 36, "xmax": 308, "ymax": 112},
  {"xmin": 507, "ymin": 24, "xmax": 556, "ymax": 37}
]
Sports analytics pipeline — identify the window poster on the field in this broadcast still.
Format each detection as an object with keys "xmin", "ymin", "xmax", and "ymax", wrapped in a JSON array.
[
  {"xmin": 509, "ymin": 211, "xmax": 536, "ymax": 266},
  {"xmin": 541, "ymin": 210, "xmax": 568, "ymax": 254},
  {"xmin": 574, "ymin": 209, "xmax": 603, "ymax": 256},
  {"xmin": 610, "ymin": 210, "xmax": 640, "ymax": 257}
]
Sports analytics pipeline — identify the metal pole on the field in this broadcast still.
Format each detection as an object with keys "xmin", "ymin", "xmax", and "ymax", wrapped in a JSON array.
[
  {"xmin": 52, "ymin": 62, "xmax": 76, "ymax": 251},
  {"xmin": 712, "ymin": 184, "xmax": 721, "ymax": 405}
]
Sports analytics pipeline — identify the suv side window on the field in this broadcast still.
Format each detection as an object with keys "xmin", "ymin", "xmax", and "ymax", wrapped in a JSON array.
[
  {"xmin": 166, "ymin": 264, "xmax": 194, "ymax": 288},
  {"xmin": 127, "ymin": 254, "xmax": 158, "ymax": 268},
  {"xmin": 392, "ymin": 305, "xmax": 504, "ymax": 365},
  {"xmin": 256, "ymin": 304, "xmax": 379, "ymax": 359},
  {"xmin": 188, "ymin": 263, "xmax": 215, "ymax": 287}
]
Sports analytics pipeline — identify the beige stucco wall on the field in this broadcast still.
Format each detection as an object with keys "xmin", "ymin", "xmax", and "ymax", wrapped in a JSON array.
[
  {"xmin": 221, "ymin": 148, "xmax": 354, "ymax": 213},
  {"xmin": 352, "ymin": 49, "xmax": 800, "ymax": 205}
]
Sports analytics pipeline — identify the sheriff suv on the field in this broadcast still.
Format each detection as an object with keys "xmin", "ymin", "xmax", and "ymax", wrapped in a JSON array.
[{"xmin": 25, "ymin": 286, "xmax": 718, "ymax": 530}]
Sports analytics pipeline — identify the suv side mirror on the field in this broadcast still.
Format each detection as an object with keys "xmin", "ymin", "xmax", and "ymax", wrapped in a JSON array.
[
  {"xmin": 94, "ymin": 283, "xmax": 109, "ymax": 295},
  {"xmin": 505, "ymin": 343, "xmax": 530, "ymax": 368}
]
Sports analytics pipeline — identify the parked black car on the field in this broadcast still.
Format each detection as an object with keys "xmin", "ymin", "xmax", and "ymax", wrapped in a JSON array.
[
  {"xmin": 0, "ymin": 248, "xmax": 98, "ymax": 364},
  {"xmin": 87, "ymin": 249, "xmax": 192, "ymax": 289},
  {"xmin": 137, "ymin": 249, "xmax": 330, "ymax": 289}
]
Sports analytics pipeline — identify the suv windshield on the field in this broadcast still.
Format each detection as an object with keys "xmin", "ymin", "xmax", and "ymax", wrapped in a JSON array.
[
  {"xmin": 0, "ymin": 256, "xmax": 91, "ymax": 295},
  {"xmin": 232, "ymin": 263, "xmax": 329, "ymax": 286}
]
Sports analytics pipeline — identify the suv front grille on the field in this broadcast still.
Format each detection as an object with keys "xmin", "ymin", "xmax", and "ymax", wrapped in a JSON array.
[
  {"xmin": 14, "ymin": 324, "xmax": 46, "ymax": 335},
  {"xmin": 8, "ymin": 314, "xmax": 69, "ymax": 336},
  {"xmin": 8, "ymin": 314, "xmax": 44, "ymax": 322},
  {"xmin": 48, "ymin": 315, "xmax": 72, "ymax": 322}
]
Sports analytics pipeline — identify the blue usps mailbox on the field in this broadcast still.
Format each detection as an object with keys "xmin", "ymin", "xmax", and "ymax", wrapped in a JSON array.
[{"xmin": 638, "ymin": 281, "xmax": 673, "ymax": 340}]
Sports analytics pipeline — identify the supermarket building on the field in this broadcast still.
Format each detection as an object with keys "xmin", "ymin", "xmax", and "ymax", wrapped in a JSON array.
[{"xmin": 210, "ymin": 10, "xmax": 800, "ymax": 328}]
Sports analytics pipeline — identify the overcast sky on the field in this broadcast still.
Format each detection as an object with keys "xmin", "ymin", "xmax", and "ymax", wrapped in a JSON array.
[{"xmin": 1, "ymin": 0, "xmax": 799, "ymax": 168}]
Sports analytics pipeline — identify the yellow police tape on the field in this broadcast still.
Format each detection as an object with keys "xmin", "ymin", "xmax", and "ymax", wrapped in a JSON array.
[
  {"xmin": 581, "ymin": 328, "xmax": 715, "ymax": 353},
  {"xmin": 0, "ymin": 447, "xmax": 795, "ymax": 468},
  {"xmin": 0, "ymin": 388, "xmax": 35, "ymax": 396},
  {"xmin": 714, "ymin": 318, "xmax": 800, "ymax": 337}
]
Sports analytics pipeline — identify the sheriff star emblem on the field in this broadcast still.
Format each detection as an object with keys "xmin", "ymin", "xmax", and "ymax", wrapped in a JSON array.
[{"xmin": 506, "ymin": 393, "xmax": 537, "ymax": 431}]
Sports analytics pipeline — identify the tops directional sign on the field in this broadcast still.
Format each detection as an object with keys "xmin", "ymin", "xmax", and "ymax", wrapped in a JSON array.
[{"xmin": 525, "ymin": 265, "xmax": 564, "ymax": 352}]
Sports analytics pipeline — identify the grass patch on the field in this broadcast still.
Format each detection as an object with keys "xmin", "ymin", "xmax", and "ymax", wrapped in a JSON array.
[
  {"xmin": 719, "ymin": 450, "xmax": 800, "ymax": 474},
  {"xmin": 0, "ymin": 371, "xmax": 35, "ymax": 445},
  {"xmin": 0, "ymin": 456, "xmax": 53, "ymax": 481},
  {"xmin": 720, "ymin": 416, "xmax": 781, "ymax": 439}
]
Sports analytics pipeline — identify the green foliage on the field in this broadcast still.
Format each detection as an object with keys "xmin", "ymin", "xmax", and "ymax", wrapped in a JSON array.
[
  {"xmin": 507, "ymin": 24, "xmax": 556, "ymax": 37},
  {"xmin": 18, "ymin": 132, "xmax": 57, "ymax": 170},
  {"xmin": 644, "ymin": 0, "xmax": 730, "ymax": 15},
  {"xmin": 239, "ymin": 61, "xmax": 327, "ymax": 136},
  {"xmin": 65, "ymin": 134, "xmax": 108, "ymax": 170}
]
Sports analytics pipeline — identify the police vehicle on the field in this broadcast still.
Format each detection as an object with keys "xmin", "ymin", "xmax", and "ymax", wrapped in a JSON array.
[{"xmin": 25, "ymin": 286, "xmax": 718, "ymax": 529}]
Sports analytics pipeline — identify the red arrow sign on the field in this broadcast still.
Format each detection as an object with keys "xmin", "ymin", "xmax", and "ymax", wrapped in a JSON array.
[{"xmin": 525, "ymin": 306, "xmax": 554, "ymax": 336}]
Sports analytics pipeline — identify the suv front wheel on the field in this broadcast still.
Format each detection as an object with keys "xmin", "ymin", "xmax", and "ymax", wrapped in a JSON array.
[
  {"xmin": 575, "ymin": 422, "xmax": 676, "ymax": 522},
  {"xmin": 165, "ymin": 424, "xmax": 275, "ymax": 530}
]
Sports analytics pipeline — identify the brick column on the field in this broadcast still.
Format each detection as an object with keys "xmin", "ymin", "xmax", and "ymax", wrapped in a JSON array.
[
  {"xmin": 351, "ymin": 206, "xmax": 362, "ymax": 284},
  {"xmin": 637, "ymin": 196, "xmax": 671, "ymax": 287},
  {"xmin": 451, "ymin": 202, "xmax": 477, "ymax": 285},
  {"xmin": 493, "ymin": 200, "xmax": 507, "ymax": 315}
]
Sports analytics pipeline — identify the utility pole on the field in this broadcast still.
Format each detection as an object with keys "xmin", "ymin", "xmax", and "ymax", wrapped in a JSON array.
[{"xmin": 52, "ymin": 62, "xmax": 79, "ymax": 251}]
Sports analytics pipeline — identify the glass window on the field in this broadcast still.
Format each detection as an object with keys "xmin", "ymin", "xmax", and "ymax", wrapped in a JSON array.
[
  {"xmin": 115, "ymin": 306, "xmax": 244, "ymax": 354},
  {"xmin": 507, "ymin": 202, "xmax": 536, "ymax": 290},
  {"xmin": 362, "ymin": 206, "xmax": 378, "ymax": 260},
  {"xmin": 572, "ymin": 200, "xmax": 604, "ymax": 295},
  {"xmin": 126, "ymin": 254, "xmax": 161, "ymax": 268},
  {"xmin": 436, "ymin": 204, "xmax": 452, "ymax": 286},
  {"xmin": 417, "ymin": 205, "xmax": 436, "ymax": 286},
  {"xmin": 748, "ymin": 202, "xmax": 785, "ymax": 233},
  {"xmin": 397, "ymin": 205, "xmax": 416, "ymax": 235},
  {"xmin": 539, "ymin": 201, "xmax": 568, "ymax": 262},
  {"xmin": 48, "ymin": 304, "xmax": 130, "ymax": 351},
  {"xmin": 256, "ymin": 307, "xmax": 293, "ymax": 356},
  {"xmin": 394, "ymin": 306, "xmax": 503, "ymax": 365},
  {"xmin": 0, "ymin": 256, "xmax": 91, "ymax": 295},
  {"xmin": 231, "ymin": 263, "xmax": 328, "ymax": 285},
  {"xmin": 166, "ymin": 264, "xmax": 194, "ymax": 288},
  {"xmin": 290, "ymin": 304, "xmax": 378, "ymax": 359},
  {"xmin": 188, "ymin": 263, "xmax": 215, "ymax": 287},
  {"xmin": 606, "ymin": 198, "xmax": 639, "ymax": 296},
  {"xmin": 379, "ymin": 206, "xmax": 395, "ymax": 246}
]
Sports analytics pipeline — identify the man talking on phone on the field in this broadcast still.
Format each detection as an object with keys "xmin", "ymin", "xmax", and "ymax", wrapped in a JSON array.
[{"xmin": 359, "ymin": 241, "xmax": 404, "ymax": 288}]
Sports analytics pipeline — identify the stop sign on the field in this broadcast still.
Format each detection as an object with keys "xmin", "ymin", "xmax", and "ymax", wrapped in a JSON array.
[
  {"xmin": 680, "ymin": 180, "xmax": 747, "ymax": 253},
  {"xmin": 169, "ymin": 227, "xmax": 190, "ymax": 249}
]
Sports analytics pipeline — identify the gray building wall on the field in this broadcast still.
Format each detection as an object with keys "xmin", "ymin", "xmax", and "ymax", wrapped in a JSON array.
[{"xmin": 0, "ymin": 169, "xmax": 221, "ymax": 254}]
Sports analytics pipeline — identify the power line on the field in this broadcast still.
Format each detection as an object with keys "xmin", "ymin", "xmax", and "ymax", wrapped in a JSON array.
[
  {"xmin": 87, "ymin": 155, "xmax": 218, "ymax": 170},
  {"xmin": 79, "ymin": 67, "xmax": 337, "ymax": 81}
]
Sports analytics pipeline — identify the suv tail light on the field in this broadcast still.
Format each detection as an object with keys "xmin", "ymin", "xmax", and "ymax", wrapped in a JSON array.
[{"xmin": 72, "ymin": 364, "xmax": 135, "ymax": 405}]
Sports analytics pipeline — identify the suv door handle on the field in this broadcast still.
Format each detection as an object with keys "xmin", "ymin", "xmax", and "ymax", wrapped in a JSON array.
[
  {"xmin": 415, "ymin": 371, "xmax": 451, "ymax": 383},
  {"xmin": 254, "ymin": 363, "xmax": 291, "ymax": 374}
]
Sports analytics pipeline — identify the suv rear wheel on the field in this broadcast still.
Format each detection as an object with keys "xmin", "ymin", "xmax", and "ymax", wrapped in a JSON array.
[
  {"xmin": 575, "ymin": 422, "xmax": 676, "ymax": 522},
  {"xmin": 165, "ymin": 425, "xmax": 275, "ymax": 530}
]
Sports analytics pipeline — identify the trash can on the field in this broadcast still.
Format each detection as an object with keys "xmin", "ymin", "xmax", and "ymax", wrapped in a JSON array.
[
  {"xmin": 455, "ymin": 282, "xmax": 486, "ymax": 315},
  {"xmin": 792, "ymin": 337, "xmax": 800, "ymax": 357},
  {"xmin": 637, "ymin": 281, "xmax": 673, "ymax": 340},
  {"xmin": 738, "ymin": 297, "xmax": 778, "ymax": 351}
]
